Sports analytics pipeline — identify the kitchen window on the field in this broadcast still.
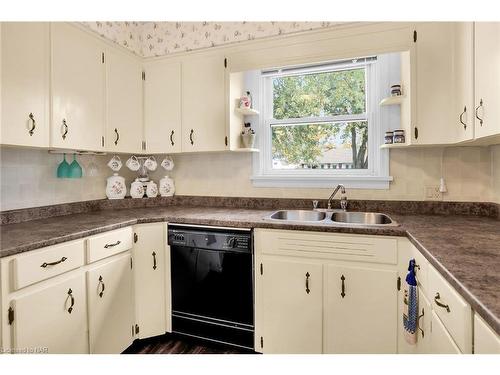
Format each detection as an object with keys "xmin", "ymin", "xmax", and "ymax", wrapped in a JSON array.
[{"xmin": 251, "ymin": 56, "xmax": 393, "ymax": 189}]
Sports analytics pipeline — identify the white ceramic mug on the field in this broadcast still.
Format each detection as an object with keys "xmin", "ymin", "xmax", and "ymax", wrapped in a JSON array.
[
  {"xmin": 107, "ymin": 155, "xmax": 122, "ymax": 171},
  {"xmin": 126, "ymin": 155, "xmax": 141, "ymax": 171},
  {"xmin": 144, "ymin": 156, "xmax": 157, "ymax": 171},
  {"xmin": 161, "ymin": 156, "xmax": 174, "ymax": 171}
]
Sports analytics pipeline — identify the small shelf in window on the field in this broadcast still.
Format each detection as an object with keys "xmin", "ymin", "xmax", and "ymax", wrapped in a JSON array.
[
  {"xmin": 379, "ymin": 95, "xmax": 406, "ymax": 106},
  {"xmin": 231, "ymin": 147, "xmax": 260, "ymax": 153},
  {"xmin": 380, "ymin": 143, "xmax": 411, "ymax": 149},
  {"xmin": 235, "ymin": 108, "xmax": 260, "ymax": 116}
]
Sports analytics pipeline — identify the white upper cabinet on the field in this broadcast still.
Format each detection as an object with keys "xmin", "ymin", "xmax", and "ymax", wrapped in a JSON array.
[
  {"xmin": 143, "ymin": 60, "xmax": 182, "ymax": 154},
  {"xmin": 105, "ymin": 48, "xmax": 143, "ymax": 154},
  {"xmin": 452, "ymin": 22, "xmax": 475, "ymax": 143},
  {"xmin": 413, "ymin": 22, "xmax": 455, "ymax": 145},
  {"xmin": 1, "ymin": 22, "xmax": 49, "ymax": 148},
  {"xmin": 474, "ymin": 22, "xmax": 500, "ymax": 140},
  {"xmin": 51, "ymin": 23, "xmax": 105, "ymax": 151},
  {"xmin": 181, "ymin": 53, "xmax": 227, "ymax": 152}
]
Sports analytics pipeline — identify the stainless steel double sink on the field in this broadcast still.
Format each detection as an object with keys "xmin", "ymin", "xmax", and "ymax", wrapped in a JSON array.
[{"xmin": 267, "ymin": 209, "xmax": 398, "ymax": 226}]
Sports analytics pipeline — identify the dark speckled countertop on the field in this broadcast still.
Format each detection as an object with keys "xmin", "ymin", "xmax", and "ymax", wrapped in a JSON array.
[{"xmin": 1, "ymin": 205, "xmax": 499, "ymax": 335}]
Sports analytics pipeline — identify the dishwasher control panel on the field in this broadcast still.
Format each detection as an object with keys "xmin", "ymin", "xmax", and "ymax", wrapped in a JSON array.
[{"xmin": 167, "ymin": 225, "xmax": 252, "ymax": 252}]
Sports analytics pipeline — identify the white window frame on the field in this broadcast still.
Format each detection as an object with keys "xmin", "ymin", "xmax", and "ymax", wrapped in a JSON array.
[{"xmin": 251, "ymin": 57, "xmax": 393, "ymax": 189}]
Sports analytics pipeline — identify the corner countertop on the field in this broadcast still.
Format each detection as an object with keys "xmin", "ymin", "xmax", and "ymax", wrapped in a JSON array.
[{"xmin": 1, "ymin": 205, "xmax": 499, "ymax": 335}]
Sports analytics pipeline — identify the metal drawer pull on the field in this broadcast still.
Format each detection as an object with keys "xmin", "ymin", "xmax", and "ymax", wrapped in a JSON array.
[
  {"xmin": 305, "ymin": 272, "xmax": 310, "ymax": 294},
  {"xmin": 152, "ymin": 251, "xmax": 157, "ymax": 270},
  {"xmin": 104, "ymin": 240, "xmax": 121, "ymax": 248},
  {"xmin": 170, "ymin": 130, "xmax": 175, "ymax": 146},
  {"xmin": 189, "ymin": 129, "xmax": 194, "ymax": 145},
  {"xmin": 114, "ymin": 128, "xmax": 120, "ymax": 145},
  {"xmin": 40, "ymin": 256, "xmax": 67, "ymax": 268},
  {"xmin": 459, "ymin": 106, "xmax": 467, "ymax": 130},
  {"xmin": 28, "ymin": 113, "xmax": 36, "ymax": 136},
  {"xmin": 434, "ymin": 292, "xmax": 450, "ymax": 312},
  {"xmin": 341, "ymin": 274, "xmax": 346, "ymax": 298},
  {"xmin": 67, "ymin": 288, "xmax": 75, "ymax": 314},
  {"xmin": 417, "ymin": 308, "xmax": 425, "ymax": 338},
  {"xmin": 62, "ymin": 119, "xmax": 68, "ymax": 140},
  {"xmin": 98, "ymin": 275, "xmax": 105, "ymax": 298},
  {"xmin": 475, "ymin": 99, "xmax": 484, "ymax": 126}
]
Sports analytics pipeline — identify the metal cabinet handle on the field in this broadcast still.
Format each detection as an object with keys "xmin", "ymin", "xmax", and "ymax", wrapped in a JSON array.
[
  {"xmin": 28, "ymin": 113, "xmax": 36, "ymax": 136},
  {"xmin": 475, "ymin": 99, "xmax": 484, "ymax": 126},
  {"xmin": 67, "ymin": 288, "xmax": 75, "ymax": 314},
  {"xmin": 62, "ymin": 119, "xmax": 68, "ymax": 140},
  {"xmin": 114, "ymin": 128, "xmax": 120, "ymax": 145},
  {"xmin": 152, "ymin": 251, "xmax": 157, "ymax": 270},
  {"xmin": 417, "ymin": 308, "xmax": 425, "ymax": 338},
  {"xmin": 434, "ymin": 292, "xmax": 450, "ymax": 312},
  {"xmin": 40, "ymin": 256, "xmax": 67, "ymax": 268},
  {"xmin": 305, "ymin": 272, "xmax": 310, "ymax": 294},
  {"xmin": 98, "ymin": 275, "xmax": 105, "ymax": 298},
  {"xmin": 104, "ymin": 240, "xmax": 121, "ymax": 248},
  {"xmin": 459, "ymin": 106, "xmax": 467, "ymax": 130},
  {"xmin": 341, "ymin": 274, "xmax": 346, "ymax": 298},
  {"xmin": 189, "ymin": 129, "xmax": 194, "ymax": 145},
  {"xmin": 170, "ymin": 130, "xmax": 175, "ymax": 146}
]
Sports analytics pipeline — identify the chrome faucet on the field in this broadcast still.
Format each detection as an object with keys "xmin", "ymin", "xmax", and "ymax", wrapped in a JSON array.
[{"xmin": 328, "ymin": 184, "xmax": 348, "ymax": 211}]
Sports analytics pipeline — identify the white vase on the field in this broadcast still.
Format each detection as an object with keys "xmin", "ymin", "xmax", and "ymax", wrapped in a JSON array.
[
  {"xmin": 146, "ymin": 181, "xmax": 158, "ymax": 198},
  {"xmin": 130, "ymin": 178, "xmax": 145, "ymax": 199},
  {"xmin": 159, "ymin": 175, "xmax": 175, "ymax": 197},
  {"xmin": 106, "ymin": 173, "xmax": 126, "ymax": 199}
]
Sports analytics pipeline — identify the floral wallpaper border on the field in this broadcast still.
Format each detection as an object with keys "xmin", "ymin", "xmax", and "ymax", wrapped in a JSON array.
[{"xmin": 82, "ymin": 21, "xmax": 343, "ymax": 57}]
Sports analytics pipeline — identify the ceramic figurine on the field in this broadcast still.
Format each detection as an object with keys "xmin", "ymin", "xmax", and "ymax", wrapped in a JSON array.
[
  {"xmin": 159, "ymin": 175, "xmax": 175, "ymax": 197},
  {"xmin": 130, "ymin": 178, "xmax": 145, "ymax": 199},
  {"xmin": 146, "ymin": 181, "xmax": 158, "ymax": 198},
  {"xmin": 106, "ymin": 173, "xmax": 126, "ymax": 199}
]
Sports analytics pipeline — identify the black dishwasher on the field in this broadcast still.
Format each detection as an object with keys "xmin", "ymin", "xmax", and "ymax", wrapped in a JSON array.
[{"xmin": 168, "ymin": 224, "xmax": 254, "ymax": 349}]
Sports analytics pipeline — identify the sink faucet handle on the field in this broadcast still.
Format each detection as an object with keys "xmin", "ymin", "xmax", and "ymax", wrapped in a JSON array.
[
  {"xmin": 340, "ymin": 194, "xmax": 348, "ymax": 211},
  {"xmin": 312, "ymin": 200, "xmax": 319, "ymax": 210}
]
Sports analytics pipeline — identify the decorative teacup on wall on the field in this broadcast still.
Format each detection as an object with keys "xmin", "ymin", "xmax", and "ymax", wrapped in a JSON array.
[
  {"xmin": 161, "ymin": 156, "xmax": 174, "ymax": 171},
  {"xmin": 107, "ymin": 155, "xmax": 122, "ymax": 171},
  {"xmin": 126, "ymin": 155, "xmax": 141, "ymax": 171},
  {"xmin": 144, "ymin": 156, "xmax": 158, "ymax": 171}
]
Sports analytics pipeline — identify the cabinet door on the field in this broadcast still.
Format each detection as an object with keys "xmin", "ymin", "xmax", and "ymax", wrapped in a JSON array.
[
  {"xmin": 453, "ymin": 22, "xmax": 475, "ymax": 143},
  {"xmin": 182, "ymin": 54, "xmax": 227, "ymax": 152},
  {"xmin": 1, "ymin": 22, "xmax": 49, "ymax": 147},
  {"xmin": 106, "ymin": 48, "xmax": 143, "ymax": 154},
  {"xmin": 10, "ymin": 272, "xmax": 88, "ymax": 353},
  {"xmin": 397, "ymin": 286, "xmax": 431, "ymax": 354},
  {"xmin": 259, "ymin": 258, "xmax": 322, "ymax": 354},
  {"xmin": 51, "ymin": 23, "xmax": 105, "ymax": 151},
  {"xmin": 430, "ymin": 311, "xmax": 461, "ymax": 354},
  {"xmin": 474, "ymin": 314, "xmax": 500, "ymax": 354},
  {"xmin": 87, "ymin": 252, "xmax": 134, "ymax": 354},
  {"xmin": 133, "ymin": 223, "xmax": 168, "ymax": 339},
  {"xmin": 413, "ymin": 23, "xmax": 455, "ymax": 144},
  {"xmin": 474, "ymin": 22, "xmax": 500, "ymax": 139},
  {"xmin": 325, "ymin": 264, "xmax": 398, "ymax": 353},
  {"xmin": 144, "ymin": 61, "xmax": 182, "ymax": 153}
]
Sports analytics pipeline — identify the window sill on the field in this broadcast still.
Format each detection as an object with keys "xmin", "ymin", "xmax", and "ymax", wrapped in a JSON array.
[{"xmin": 250, "ymin": 174, "xmax": 393, "ymax": 189}]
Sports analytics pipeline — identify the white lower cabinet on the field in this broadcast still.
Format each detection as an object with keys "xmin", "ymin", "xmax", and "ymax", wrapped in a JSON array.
[
  {"xmin": 325, "ymin": 264, "xmax": 398, "ymax": 353},
  {"xmin": 10, "ymin": 272, "xmax": 88, "ymax": 354},
  {"xmin": 430, "ymin": 311, "xmax": 462, "ymax": 354},
  {"xmin": 260, "ymin": 258, "xmax": 323, "ymax": 354},
  {"xmin": 474, "ymin": 314, "xmax": 500, "ymax": 354},
  {"xmin": 133, "ymin": 223, "xmax": 170, "ymax": 339},
  {"xmin": 87, "ymin": 252, "xmax": 134, "ymax": 354}
]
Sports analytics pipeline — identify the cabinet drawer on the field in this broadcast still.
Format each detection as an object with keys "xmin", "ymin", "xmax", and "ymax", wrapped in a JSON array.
[
  {"xmin": 256, "ymin": 229, "xmax": 397, "ymax": 264},
  {"xmin": 12, "ymin": 240, "xmax": 85, "ymax": 290},
  {"xmin": 86, "ymin": 227, "xmax": 133, "ymax": 263},
  {"xmin": 428, "ymin": 265, "xmax": 472, "ymax": 353}
]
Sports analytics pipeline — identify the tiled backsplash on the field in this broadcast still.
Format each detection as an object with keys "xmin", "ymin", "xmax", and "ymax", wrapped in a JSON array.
[{"xmin": 1, "ymin": 145, "xmax": 499, "ymax": 211}]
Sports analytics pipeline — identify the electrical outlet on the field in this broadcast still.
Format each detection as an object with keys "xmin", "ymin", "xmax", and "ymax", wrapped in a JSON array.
[{"xmin": 424, "ymin": 186, "xmax": 442, "ymax": 201}]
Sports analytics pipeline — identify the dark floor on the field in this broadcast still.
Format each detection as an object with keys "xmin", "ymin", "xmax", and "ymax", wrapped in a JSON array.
[{"xmin": 123, "ymin": 333, "xmax": 256, "ymax": 354}]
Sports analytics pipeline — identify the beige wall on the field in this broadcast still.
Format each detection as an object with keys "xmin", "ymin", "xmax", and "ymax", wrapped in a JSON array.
[{"xmin": 1, "ymin": 145, "xmax": 499, "ymax": 211}]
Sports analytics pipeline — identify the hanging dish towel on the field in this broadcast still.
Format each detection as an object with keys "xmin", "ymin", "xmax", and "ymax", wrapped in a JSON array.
[{"xmin": 403, "ymin": 258, "xmax": 418, "ymax": 345}]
